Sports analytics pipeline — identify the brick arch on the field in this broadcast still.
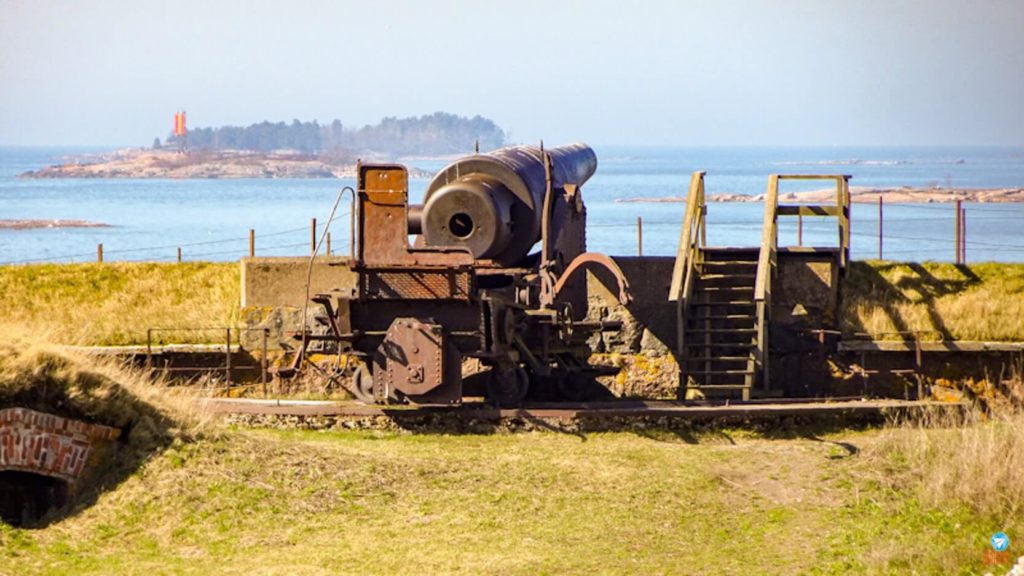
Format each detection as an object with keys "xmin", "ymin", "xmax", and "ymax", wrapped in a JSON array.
[{"xmin": 0, "ymin": 408, "xmax": 120, "ymax": 483}]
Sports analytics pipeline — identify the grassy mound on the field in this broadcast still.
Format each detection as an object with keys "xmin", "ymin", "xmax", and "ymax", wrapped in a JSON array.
[
  {"xmin": 0, "ymin": 339, "xmax": 200, "ymax": 526},
  {"xmin": 843, "ymin": 261, "xmax": 1024, "ymax": 341},
  {"xmin": 0, "ymin": 262, "xmax": 238, "ymax": 346},
  {"xmin": 0, "ymin": 423, "xmax": 1020, "ymax": 574}
]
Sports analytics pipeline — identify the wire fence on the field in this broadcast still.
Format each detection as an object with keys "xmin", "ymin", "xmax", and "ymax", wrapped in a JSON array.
[{"xmin": 3, "ymin": 202, "xmax": 1024, "ymax": 265}]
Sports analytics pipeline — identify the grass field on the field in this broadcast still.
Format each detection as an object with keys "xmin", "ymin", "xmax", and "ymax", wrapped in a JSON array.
[
  {"xmin": 0, "ymin": 262, "xmax": 238, "ymax": 345},
  {"xmin": 0, "ymin": 260, "xmax": 1022, "ymax": 346},
  {"xmin": 1, "ymin": 424, "xmax": 1021, "ymax": 575},
  {"xmin": 843, "ymin": 261, "xmax": 1024, "ymax": 342}
]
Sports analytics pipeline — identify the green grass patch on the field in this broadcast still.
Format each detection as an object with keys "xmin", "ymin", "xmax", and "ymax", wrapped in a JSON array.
[
  {"xmin": 843, "ymin": 261, "xmax": 1024, "ymax": 341},
  {"xmin": 0, "ymin": 262, "xmax": 239, "ymax": 345},
  {"xmin": 1, "ymin": 427, "xmax": 1018, "ymax": 575}
]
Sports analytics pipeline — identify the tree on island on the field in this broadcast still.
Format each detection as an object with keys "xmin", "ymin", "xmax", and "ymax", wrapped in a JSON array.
[{"xmin": 163, "ymin": 112, "xmax": 506, "ymax": 157}]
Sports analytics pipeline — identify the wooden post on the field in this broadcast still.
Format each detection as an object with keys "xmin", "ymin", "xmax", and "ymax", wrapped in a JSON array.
[
  {"xmin": 326, "ymin": 232, "xmax": 332, "ymax": 256},
  {"xmin": 97, "ymin": 243, "xmax": 103, "ymax": 263},
  {"xmin": 249, "ymin": 229, "xmax": 255, "ymax": 258},
  {"xmin": 637, "ymin": 216, "xmax": 643, "ymax": 256},
  {"xmin": 878, "ymin": 196, "xmax": 883, "ymax": 260},
  {"xmin": 954, "ymin": 200, "xmax": 962, "ymax": 264},
  {"xmin": 177, "ymin": 247, "xmax": 182, "ymax": 263},
  {"xmin": 311, "ymin": 218, "xmax": 317, "ymax": 255},
  {"xmin": 797, "ymin": 214, "xmax": 803, "ymax": 247}
]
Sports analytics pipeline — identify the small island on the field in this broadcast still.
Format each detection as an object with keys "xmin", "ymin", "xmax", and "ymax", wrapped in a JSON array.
[{"xmin": 20, "ymin": 112, "xmax": 506, "ymax": 180}]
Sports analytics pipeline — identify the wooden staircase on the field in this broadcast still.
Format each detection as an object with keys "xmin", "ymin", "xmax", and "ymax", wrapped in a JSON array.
[
  {"xmin": 669, "ymin": 171, "xmax": 851, "ymax": 401},
  {"xmin": 681, "ymin": 247, "xmax": 761, "ymax": 399}
]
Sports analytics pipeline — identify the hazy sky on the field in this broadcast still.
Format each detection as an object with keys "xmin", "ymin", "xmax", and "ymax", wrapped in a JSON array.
[{"xmin": 2, "ymin": 0, "xmax": 1023, "ymax": 147}]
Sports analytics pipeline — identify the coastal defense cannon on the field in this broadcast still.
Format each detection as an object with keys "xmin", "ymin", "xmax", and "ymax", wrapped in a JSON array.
[
  {"xmin": 410, "ymin": 143, "xmax": 598, "ymax": 266},
  {"xmin": 282, "ymin": 143, "xmax": 630, "ymax": 407}
]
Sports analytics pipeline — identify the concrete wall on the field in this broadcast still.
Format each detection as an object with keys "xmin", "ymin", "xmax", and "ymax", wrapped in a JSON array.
[
  {"xmin": 240, "ymin": 257, "xmax": 357, "ymax": 350},
  {"xmin": 241, "ymin": 256, "xmax": 357, "ymax": 308},
  {"xmin": 586, "ymin": 256, "xmax": 677, "ymax": 355}
]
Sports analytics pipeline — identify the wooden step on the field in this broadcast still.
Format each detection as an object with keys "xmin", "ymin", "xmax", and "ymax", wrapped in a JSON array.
[
  {"xmin": 684, "ymin": 356, "xmax": 754, "ymax": 362},
  {"xmin": 696, "ymin": 286, "xmax": 754, "ymax": 292},
  {"xmin": 690, "ymin": 368, "xmax": 756, "ymax": 375},
  {"xmin": 687, "ymin": 314, "xmax": 756, "ymax": 321},
  {"xmin": 684, "ymin": 384, "xmax": 752, "ymax": 390},
  {"xmin": 691, "ymin": 301, "xmax": 755, "ymax": 307},
  {"xmin": 685, "ymin": 328, "xmax": 757, "ymax": 334}
]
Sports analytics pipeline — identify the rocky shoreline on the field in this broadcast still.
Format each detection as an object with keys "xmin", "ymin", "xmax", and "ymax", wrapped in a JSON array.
[
  {"xmin": 0, "ymin": 219, "xmax": 110, "ymax": 230},
  {"xmin": 19, "ymin": 148, "xmax": 432, "ymax": 180},
  {"xmin": 616, "ymin": 186, "xmax": 1024, "ymax": 204}
]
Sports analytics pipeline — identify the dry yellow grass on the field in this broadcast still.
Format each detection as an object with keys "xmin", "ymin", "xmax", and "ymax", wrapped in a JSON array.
[
  {"xmin": 0, "ymin": 262, "xmax": 239, "ymax": 345},
  {"xmin": 843, "ymin": 261, "xmax": 1024, "ymax": 341}
]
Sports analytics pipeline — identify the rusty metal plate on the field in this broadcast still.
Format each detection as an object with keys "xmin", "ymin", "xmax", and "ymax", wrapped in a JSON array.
[
  {"xmin": 378, "ymin": 318, "xmax": 445, "ymax": 397},
  {"xmin": 361, "ymin": 269, "xmax": 471, "ymax": 300}
]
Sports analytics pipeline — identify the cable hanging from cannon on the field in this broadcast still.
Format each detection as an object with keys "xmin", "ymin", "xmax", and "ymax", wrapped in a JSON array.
[{"xmin": 275, "ymin": 142, "xmax": 632, "ymax": 407}]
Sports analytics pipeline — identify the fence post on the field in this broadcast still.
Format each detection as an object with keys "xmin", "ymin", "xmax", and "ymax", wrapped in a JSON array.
[
  {"xmin": 954, "ymin": 200, "xmax": 962, "ymax": 264},
  {"xmin": 311, "ymin": 218, "xmax": 317, "ymax": 256},
  {"xmin": 797, "ymin": 214, "xmax": 803, "ymax": 247},
  {"xmin": 326, "ymin": 232, "xmax": 332, "ymax": 256},
  {"xmin": 878, "ymin": 196, "xmax": 883, "ymax": 260},
  {"xmin": 177, "ymin": 247, "xmax": 182, "ymax": 263},
  {"xmin": 249, "ymin": 229, "xmax": 255, "ymax": 258},
  {"xmin": 97, "ymin": 243, "xmax": 103, "ymax": 263},
  {"xmin": 637, "ymin": 216, "xmax": 643, "ymax": 256}
]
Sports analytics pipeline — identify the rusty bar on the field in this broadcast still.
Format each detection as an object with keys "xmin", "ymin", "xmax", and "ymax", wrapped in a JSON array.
[
  {"xmin": 177, "ymin": 247, "xmax": 182, "ymax": 263},
  {"xmin": 249, "ymin": 229, "xmax": 255, "ymax": 258},
  {"xmin": 954, "ymin": 200, "xmax": 962, "ymax": 264},
  {"xmin": 146, "ymin": 328, "xmax": 153, "ymax": 372},
  {"xmin": 225, "ymin": 328, "xmax": 232, "ymax": 387},
  {"xmin": 797, "ymin": 214, "xmax": 803, "ymax": 247},
  {"xmin": 97, "ymin": 243, "xmax": 103, "ymax": 263},
  {"xmin": 261, "ymin": 328, "xmax": 268, "ymax": 397},
  {"xmin": 878, "ymin": 196, "xmax": 883, "ymax": 260},
  {"xmin": 311, "ymin": 217, "xmax": 317, "ymax": 256},
  {"xmin": 637, "ymin": 216, "xmax": 643, "ymax": 256}
]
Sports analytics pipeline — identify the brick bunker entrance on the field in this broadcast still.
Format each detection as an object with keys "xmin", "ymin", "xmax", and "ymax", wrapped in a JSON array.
[{"xmin": 0, "ymin": 407, "xmax": 121, "ymax": 526}]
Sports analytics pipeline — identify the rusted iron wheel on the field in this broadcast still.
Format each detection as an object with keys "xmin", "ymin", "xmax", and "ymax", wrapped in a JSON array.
[
  {"xmin": 486, "ymin": 366, "xmax": 529, "ymax": 408},
  {"xmin": 350, "ymin": 363, "xmax": 376, "ymax": 404}
]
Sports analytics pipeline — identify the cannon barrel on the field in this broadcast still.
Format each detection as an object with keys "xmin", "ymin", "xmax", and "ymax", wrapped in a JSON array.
[{"xmin": 414, "ymin": 143, "xmax": 597, "ymax": 266}]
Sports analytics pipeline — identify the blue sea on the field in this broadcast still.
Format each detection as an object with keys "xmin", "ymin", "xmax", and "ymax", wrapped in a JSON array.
[{"xmin": 2, "ymin": 145, "xmax": 1023, "ymax": 264}]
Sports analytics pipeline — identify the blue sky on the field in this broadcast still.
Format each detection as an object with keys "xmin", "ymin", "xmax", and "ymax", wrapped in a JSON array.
[{"xmin": 1, "ymin": 0, "xmax": 1022, "ymax": 147}]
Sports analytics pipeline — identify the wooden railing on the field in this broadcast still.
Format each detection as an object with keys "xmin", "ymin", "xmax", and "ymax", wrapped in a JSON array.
[
  {"xmin": 669, "ymin": 171, "xmax": 707, "ymax": 377},
  {"xmin": 753, "ymin": 175, "xmax": 780, "ymax": 391},
  {"xmin": 754, "ymin": 174, "xmax": 852, "ymax": 393}
]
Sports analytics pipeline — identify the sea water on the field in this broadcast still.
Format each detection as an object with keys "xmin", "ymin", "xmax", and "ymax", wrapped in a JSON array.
[{"xmin": 1, "ymin": 145, "xmax": 1023, "ymax": 264}]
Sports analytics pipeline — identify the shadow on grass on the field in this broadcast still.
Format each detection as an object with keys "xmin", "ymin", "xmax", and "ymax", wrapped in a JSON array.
[{"xmin": 844, "ymin": 261, "xmax": 981, "ymax": 341}]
